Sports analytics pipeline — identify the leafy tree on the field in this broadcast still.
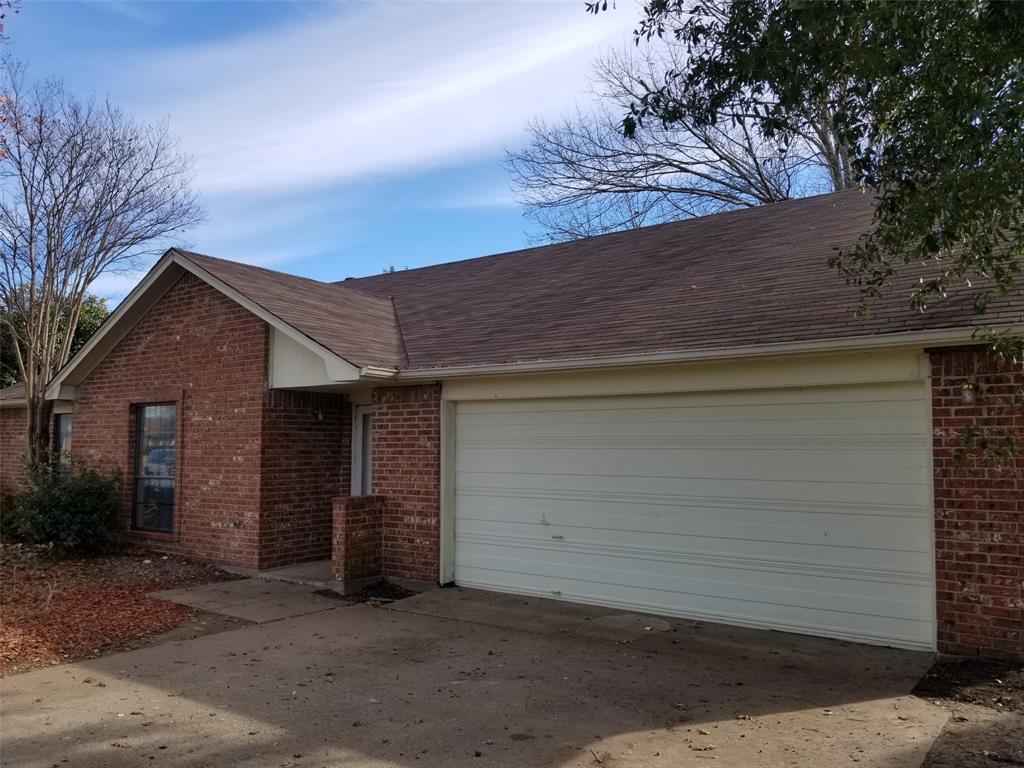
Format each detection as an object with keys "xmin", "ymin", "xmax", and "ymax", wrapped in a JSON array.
[
  {"xmin": 588, "ymin": 0, "xmax": 1023, "ymax": 462},
  {"xmin": 0, "ymin": 294, "xmax": 109, "ymax": 388},
  {"xmin": 590, "ymin": 0, "xmax": 1023, "ymax": 329},
  {"xmin": 1, "ymin": 58, "xmax": 202, "ymax": 464},
  {"xmin": 68, "ymin": 294, "xmax": 109, "ymax": 358},
  {"xmin": 507, "ymin": 43, "xmax": 853, "ymax": 242}
]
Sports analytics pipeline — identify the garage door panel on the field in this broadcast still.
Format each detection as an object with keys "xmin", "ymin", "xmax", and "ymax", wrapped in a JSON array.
[
  {"xmin": 456, "ymin": 387, "xmax": 924, "ymax": 415},
  {"xmin": 458, "ymin": 410, "xmax": 924, "ymax": 437},
  {"xmin": 456, "ymin": 448, "xmax": 924, "ymax": 484},
  {"xmin": 456, "ymin": 493, "xmax": 929, "ymax": 536},
  {"xmin": 454, "ymin": 511, "xmax": 930, "ymax": 561},
  {"xmin": 453, "ymin": 382, "xmax": 934, "ymax": 649},
  {"xmin": 454, "ymin": 571, "xmax": 932, "ymax": 648},
  {"xmin": 455, "ymin": 523, "xmax": 932, "ymax": 576},
  {"xmin": 454, "ymin": 558, "xmax": 933, "ymax": 647},
  {"xmin": 458, "ymin": 472, "xmax": 929, "ymax": 509},
  {"xmin": 455, "ymin": 540, "xmax": 932, "ymax": 620}
]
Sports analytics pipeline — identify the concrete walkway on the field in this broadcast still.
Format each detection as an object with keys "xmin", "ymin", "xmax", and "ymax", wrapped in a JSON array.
[
  {"xmin": 1, "ymin": 587, "xmax": 948, "ymax": 768},
  {"xmin": 255, "ymin": 559, "xmax": 341, "ymax": 590},
  {"xmin": 151, "ymin": 577, "xmax": 342, "ymax": 623}
]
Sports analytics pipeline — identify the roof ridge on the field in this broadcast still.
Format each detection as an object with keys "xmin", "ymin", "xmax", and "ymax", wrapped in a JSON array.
[{"xmin": 336, "ymin": 188, "xmax": 868, "ymax": 286}]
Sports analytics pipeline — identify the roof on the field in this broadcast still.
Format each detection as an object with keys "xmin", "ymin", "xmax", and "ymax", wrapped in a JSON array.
[
  {"xmin": 42, "ymin": 190, "xmax": 1024, "ymax": 396},
  {"xmin": 339, "ymin": 189, "xmax": 1022, "ymax": 370},
  {"xmin": 178, "ymin": 251, "xmax": 402, "ymax": 369},
  {"xmin": 0, "ymin": 383, "xmax": 25, "ymax": 403},
  {"xmin": 44, "ymin": 249, "xmax": 399, "ymax": 401}
]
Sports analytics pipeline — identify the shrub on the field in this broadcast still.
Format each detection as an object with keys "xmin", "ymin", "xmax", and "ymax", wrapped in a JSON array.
[
  {"xmin": 11, "ymin": 458, "xmax": 120, "ymax": 553},
  {"xmin": 0, "ymin": 486, "xmax": 21, "ymax": 541}
]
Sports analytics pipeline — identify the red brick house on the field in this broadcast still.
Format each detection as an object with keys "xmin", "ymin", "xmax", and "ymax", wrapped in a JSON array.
[{"xmin": 1, "ymin": 191, "xmax": 1021, "ymax": 659}]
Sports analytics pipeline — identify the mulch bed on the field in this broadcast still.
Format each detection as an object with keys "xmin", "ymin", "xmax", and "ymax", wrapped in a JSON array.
[
  {"xmin": 0, "ymin": 543, "xmax": 240, "ymax": 675},
  {"xmin": 914, "ymin": 657, "xmax": 1023, "ymax": 712}
]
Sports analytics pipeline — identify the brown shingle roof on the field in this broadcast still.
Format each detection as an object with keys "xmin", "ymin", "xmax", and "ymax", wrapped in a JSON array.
[
  {"xmin": 340, "ymin": 190, "xmax": 1023, "ymax": 370},
  {"xmin": 0, "ymin": 383, "xmax": 25, "ymax": 402},
  {"xmin": 169, "ymin": 191, "xmax": 1022, "ymax": 375},
  {"xmin": 177, "ymin": 250, "xmax": 403, "ymax": 369}
]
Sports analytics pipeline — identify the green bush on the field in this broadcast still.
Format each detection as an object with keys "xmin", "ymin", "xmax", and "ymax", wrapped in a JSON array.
[
  {"xmin": 11, "ymin": 458, "xmax": 120, "ymax": 553},
  {"xmin": 0, "ymin": 487, "xmax": 21, "ymax": 541}
]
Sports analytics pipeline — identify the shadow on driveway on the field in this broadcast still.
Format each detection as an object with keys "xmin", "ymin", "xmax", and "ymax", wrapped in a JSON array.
[{"xmin": 1, "ymin": 587, "xmax": 947, "ymax": 768}]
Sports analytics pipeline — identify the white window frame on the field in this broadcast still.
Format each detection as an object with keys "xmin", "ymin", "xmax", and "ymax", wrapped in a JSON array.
[{"xmin": 351, "ymin": 405, "xmax": 376, "ymax": 496}]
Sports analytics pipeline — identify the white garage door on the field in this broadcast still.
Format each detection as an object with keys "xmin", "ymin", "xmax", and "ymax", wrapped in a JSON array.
[{"xmin": 453, "ymin": 382, "xmax": 934, "ymax": 650}]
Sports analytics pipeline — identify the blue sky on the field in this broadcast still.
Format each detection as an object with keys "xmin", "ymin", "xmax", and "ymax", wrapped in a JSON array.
[{"xmin": 6, "ymin": 1, "xmax": 636, "ymax": 299}]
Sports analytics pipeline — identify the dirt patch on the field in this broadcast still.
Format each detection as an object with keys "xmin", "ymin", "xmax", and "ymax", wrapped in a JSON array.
[
  {"xmin": 0, "ymin": 543, "xmax": 241, "ymax": 675},
  {"xmin": 916, "ymin": 658, "xmax": 1024, "ymax": 768},
  {"xmin": 920, "ymin": 704, "xmax": 1023, "ymax": 768},
  {"xmin": 314, "ymin": 580, "xmax": 416, "ymax": 604},
  {"xmin": 915, "ymin": 658, "xmax": 1023, "ymax": 712},
  {"xmin": 358, "ymin": 580, "xmax": 417, "ymax": 602}
]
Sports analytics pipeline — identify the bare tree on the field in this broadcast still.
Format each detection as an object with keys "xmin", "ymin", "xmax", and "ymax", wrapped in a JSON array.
[
  {"xmin": 0, "ymin": 1, "xmax": 19, "ymax": 43},
  {"xmin": 507, "ymin": 43, "xmax": 854, "ymax": 242},
  {"xmin": 0, "ymin": 59, "xmax": 203, "ymax": 464}
]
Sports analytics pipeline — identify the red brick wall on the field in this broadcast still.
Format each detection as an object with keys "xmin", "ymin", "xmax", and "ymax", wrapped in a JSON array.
[
  {"xmin": 332, "ymin": 495, "xmax": 385, "ymax": 583},
  {"xmin": 0, "ymin": 405, "xmax": 27, "ymax": 497},
  {"xmin": 73, "ymin": 273, "xmax": 267, "ymax": 568},
  {"xmin": 371, "ymin": 383, "xmax": 442, "ymax": 584},
  {"xmin": 931, "ymin": 347, "xmax": 1023, "ymax": 661},
  {"xmin": 259, "ymin": 389, "xmax": 349, "ymax": 570}
]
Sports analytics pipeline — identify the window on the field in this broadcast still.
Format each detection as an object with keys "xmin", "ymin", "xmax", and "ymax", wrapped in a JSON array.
[
  {"xmin": 133, "ymin": 404, "xmax": 177, "ymax": 532},
  {"xmin": 352, "ymin": 406, "xmax": 374, "ymax": 495},
  {"xmin": 54, "ymin": 413, "xmax": 72, "ymax": 459}
]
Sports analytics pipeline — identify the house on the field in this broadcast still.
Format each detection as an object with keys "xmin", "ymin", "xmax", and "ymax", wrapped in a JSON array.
[{"xmin": 1, "ymin": 190, "xmax": 1021, "ymax": 660}]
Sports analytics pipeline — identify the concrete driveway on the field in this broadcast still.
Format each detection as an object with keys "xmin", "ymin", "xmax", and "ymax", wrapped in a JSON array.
[{"xmin": 1, "ymin": 586, "xmax": 947, "ymax": 768}]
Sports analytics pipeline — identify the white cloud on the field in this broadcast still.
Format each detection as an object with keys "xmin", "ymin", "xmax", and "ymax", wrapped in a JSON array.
[
  {"xmin": 128, "ymin": 1, "xmax": 636, "ymax": 197},
  {"xmin": 432, "ymin": 184, "xmax": 519, "ymax": 209},
  {"xmin": 79, "ymin": 1, "xmax": 639, "ymax": 298}
]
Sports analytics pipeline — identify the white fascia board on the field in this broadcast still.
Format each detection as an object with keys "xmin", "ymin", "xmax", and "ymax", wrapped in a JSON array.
[{"xmin": 395, "ymin": 325, "xmax": 1022, "ymax": 381}]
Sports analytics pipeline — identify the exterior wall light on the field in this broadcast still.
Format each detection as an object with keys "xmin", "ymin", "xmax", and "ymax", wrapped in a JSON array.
[{"xmin": 961, "ymin": 382, "xmax": 977, "ymax": 404}]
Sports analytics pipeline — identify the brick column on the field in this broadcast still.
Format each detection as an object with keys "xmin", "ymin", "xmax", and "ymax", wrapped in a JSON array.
[
  {"xmin": 332, "ymin": 495, "xmax": 385, "ymax": 586},
  {"xmin": 931, "ymin": 347, "xmax": 1023, "ymax": 660},
  {"xmin": 371, "ymin": 383, "xmax": 442, "ymax": 585}
]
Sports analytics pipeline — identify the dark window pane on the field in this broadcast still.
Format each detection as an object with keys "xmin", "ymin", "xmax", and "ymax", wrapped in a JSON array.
[{"xmin": 133, "ymin": 404, "xmax": 176, "ymax": 532}]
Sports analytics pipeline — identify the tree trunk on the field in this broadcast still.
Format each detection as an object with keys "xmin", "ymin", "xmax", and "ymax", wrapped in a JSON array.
[{"xmin": 24, "ymin": 393, "xmax": 52, "ymax": 467}]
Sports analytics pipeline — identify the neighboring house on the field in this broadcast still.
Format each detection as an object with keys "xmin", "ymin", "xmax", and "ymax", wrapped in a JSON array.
[{"xmin": 0, "ymin": 190, "xmax": 1021, "ymax": 660}]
